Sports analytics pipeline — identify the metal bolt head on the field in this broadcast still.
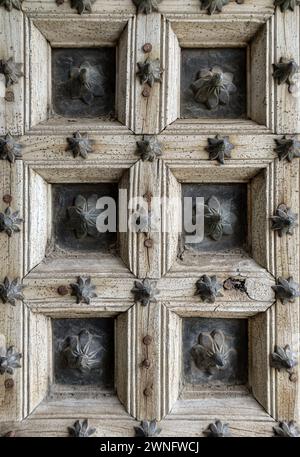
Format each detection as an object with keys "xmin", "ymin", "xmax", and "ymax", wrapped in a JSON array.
[
  {"xmin": 5, "ymin": 91, "xmax": 15, "ymax": 102},
  {"xmin": 289, "ymin": 372, "xmax": 298, "ymax": 383},
  {"xmin": 142, "ymin": 86, "xmax": 151, "ymax": 98},
  {"xmin": 57, "ymin": 285, "xmax": 69, "ymax": 296},
  {"xmin": 3, "ymin": 194, "xmax": 13, "ymax": 204},
  {"xmin": 143, "ymin": 43, "xmax": 153, "ymax": 53},
  {"xmin": 56, "ymin": 0, "xmax": 65, "ymax": 5},
  {"xmin": 4, "ymin": 378, "xmax": 14, "ymax": 389},
  {"xmin": 143, "ymin": 191, "xmax": 153, "ymax": 204},
  {"xmin": 143, "ymin": 335, "xmax": 152, "ymax": 345},
  {"xmin": 141, "ymin": 359, "xmax": 151, "ymax": 369},
  {"xmin": 144, "ymin": 239, "xmax": 153, "ymax": 248},
  {"xmin": 143, "ymin": 387, "xmax": 152, "ymax": 397}
]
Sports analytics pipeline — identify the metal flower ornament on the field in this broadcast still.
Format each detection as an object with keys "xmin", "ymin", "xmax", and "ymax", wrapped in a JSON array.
[
  {"xmin": 206, "ymin": 135, "xmax": 234, "ymax": 164},
  {"xmin": 191, "ymin": 329, "xmax": 232, "ymax": 375},
  {"xmin": 131, "ymin": 278, "xmax": 160, "ymax": 306},
  {"xmin": 204, "ymin": 196, "xmax": 234, "ymax": 241},
  {"xmin": 0, "ymin": 0, "xmax": 23, "ymax": 11},
  {"xmin": 273, "ymin": 421, "xmax": 300, "ymax": 437},
  {"xmin": 70, "ymin": 276, "xmax": 97, "ymax": 304},
  {"xmin": 137, "ymin": 58, "xmax": 163, "ymax": 87},
  {"xmin": 0, "ymin": 206, "xmax": 23, "ymax": 237},
  {"xmin": 136, "ymin": 135, "xmax": 163, "ymax": 162},
  {"xmin": 133, "ymin": 0, "xmax": 161, "ymax": 14},
  {"xmin": 203, "ymin": 420, "xmax": 231, "ymax": 437},
  {"xmin": 0, "ymin": 346, "xmax": 22, "ymax": 375},
  {"xmin": 274, "ymin": 136, "xmax": 300, "ymax": 162},
  {"xmin": 274, "ymin": 0, "xmax": 300, "ymax": 12},
  {"xmin": 68, "ymin": 419, "xmax": 96, "ymax": 437},
  {"xmin": 0, "ymin": 133, "xmax": 22, "ymax": 163},
  {"xmin": 270, "ymin": 204, "xmax": 298, "ymax": 237},
  {"xmin": 70, "ymin": 0, "xmax": 95, "ymax": 14},
  {"xmin": 61, "ymin": 329, "xmax": 104, "ymax": 373},
  {"xmin": 66, "ymin": 131, "xmax": 94, "ymax": 159},
  {"xmin": 270, "ymin": 345, "xmax": 298, "ymax": 373},
  {"xmin": 272, "ymin": 277, "xmax": 300, "ymax": 304},
  {"xmin": 0, "ymin": 56, "xmax": 23, "ymax": 87},
  {"xmin": 191, "ymin": 66, "xmax": 237, "ymax": 110},
  {"xmin": 273, "ymin": 58, "xmax": 300, "ymax": 93},
  {"xmin": 67, "ymin": 61, "xmax": 105, "ymax": 105},
  {"xmin": 68, "ymin": 194, "xmax": 102, "ymax": 239},
  {"xmin": 195, "ymin": 275, "xmax": 223, "ymax": 303},
  {"xmin": 0, "ymin": 277, "xmax": 25, "ymax": 306},
  {"xmin": 134, "ymin": 420, "xmax": 161, "ymax": 437}
]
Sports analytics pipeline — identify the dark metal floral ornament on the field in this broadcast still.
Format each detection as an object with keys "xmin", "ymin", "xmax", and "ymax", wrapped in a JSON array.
[
  {"xmin": 270, "ymin": 345, "xmax": 298, "ymax": 372},
  {"xmin": 204, "ymin": 196, "xmax": 233, "ymax": 241},
  {"xmin": 270, "ymin": 204, "xmax": 298, "ymax": 237},
  {"xmin": 0, "ymin": 277, "xmax": 25, "ymax": 306},
  {"xmin": 133, "ymin": 0, "xmax": 161, "ymax": 13},
  {"xmin": 275, "ymin": 136, "xmax": 300, "ymax": 162},
  {"xmin": 274, "ymin": 0, "xmax": 300, "ymax": 12},
  {"xmin": 61, "ymin": 329, "xmax": 104, "ymax": 373},
  {"xmin": 206, "ymin": 135, "xmax": 234, "ymax": 164},
  {"xmin": 0, "ymin": 56, "xmax": 23, "ymax": 88},
  {"xmin": 70, "ymin": 276, "xmax": 97, "ymax": 304},
  {"xmin": 134, "ymin": 420, "xmax": 162, "ymax": 437},
  {"xmin": 67, "ymin": 62, "xmax": 105, "ymax": 105},
  {"xmin": 0, "ymin": 207, "xmax": 23, "ymax": 237},
  {"xmin": 203, "ymin": 420, "xmax": 231, "ymax": 437},
  {"xmin": 66, "ymin": 131, "xmax": 94, "ymax": 159},
  {"xmin": 0, "ymin": 346, "xmax": 22, "ymax": 375},
  {"xmin": 195, "ymin": 275, "xmax": 222, "ymax": 303},
  {"xmin": 71, "ymin": 0, "xmax": 95, "ymax": 14},
  {"xmin": 199, "ymin": 0, "xmax": 231, "ymax": 14},
  {"xmin": 191, "ymin": 330, "xmax": 231, "ymax": 375},
  {"xmin": 191, "ymin": 66, "xmax": 236, "ymax": 110},
  {"xmin": 273, "ymin": 58, "xmax": 300, "ymax": 93},
  {"xmin": 272, "ymin": 277, "xmax": 300, "ymax": 304},
  {"xmin": 68, "ymin": 419, "xmax": 96, "ymax": 437},
  {"xmin": 68, "ymin": 194, "xmax": 102, "ymax": 239},
  {"xmin": 0, "ymin": 0, "xmax": 23, "ymax": 11},
  {"xmin": 136, "ymin": 135, "xmax": 163, "ymax": 162},
  {"xmin": 131, "ymin": 278, "xmax": 160, "ymax": 306},
  {"xmin": 0, "ymin": 132, "xmax": 22, "ymax": 163},
  {"xmin": 137, "ymin": 58, "xmax": 163, "ymax": 87},
  {"xmin": 273, "ymin": 421, "xmax": 300, "ymax": 437}
]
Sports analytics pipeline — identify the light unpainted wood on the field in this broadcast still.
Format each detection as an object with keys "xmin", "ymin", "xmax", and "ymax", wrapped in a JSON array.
[
  {"xmin": 0, "ymin": 161, "xmax": 24, "ymax": 422},
  {"xmin": 160, "ymin": 1, "xmax": 274, "ymax": 16},
  {"xmin": 0, "ymin": 9, "xmax": 24, "ymax": 135},
  {"xmin": 119, "ymin": 159, "xmax": 181, "ymax": 279},
  {"xmin": 274, "ymin": 8, "xmax": 300, "ymax": 134},
  {"xmin": 23, "ymin": 0, "xmax": 135, "ymax": 15}
]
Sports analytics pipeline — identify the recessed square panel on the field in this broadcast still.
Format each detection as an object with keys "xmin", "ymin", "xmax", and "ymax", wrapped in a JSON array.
[
  {"xmin": 183, "ymin": 318, "xmax": 248, "ymax": 386},
  {"xmin": 181, "ymin": 48, "xmax": 247, "ymax": 119},
  {"xmin": 52, "ymin": 183, "xmax": 118, "ymax": 252},
  {"xmin": 182, "ymin": 183, "xmax": 247, "ymax": 252},
  {"xmin": 53, "ymin": 318, "xmax": 114, "ymax": 387},
  {"xmin": 52, "ymin": 48, "xmax": 116, "ymax": 118}
]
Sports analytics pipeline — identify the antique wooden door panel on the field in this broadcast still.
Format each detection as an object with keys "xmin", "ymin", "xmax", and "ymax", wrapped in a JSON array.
[{"xmin": 0, "ymin": 1, "xmax": 300, "ymax": 437}]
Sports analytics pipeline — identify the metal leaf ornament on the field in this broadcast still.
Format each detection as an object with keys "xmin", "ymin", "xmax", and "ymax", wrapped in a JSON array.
[
  {"xmin": 70, "ymin": 276, "xmax": 97, "ymax": 304},
  {"xmin": 61, "ymin": 329, "xmax": 104, "ymax": 373},
  {"xmin": 195, "ymin": 275, "xmax": 223, "ymax": 303},
  {"xmin": 275, "ymin": 136, "xmax": 300, "ymax": 162},
  {"xmin": 134, "ymin": 420, "xmax": 162, "ymax": 437},
  {"xmin": 66, "ymin": 131, "xmax": 94, "ymax": 159},
  {"xmin": 270, "ymin": 204, "xmax": 298, "ymax": 236},
  {"xmin": 67, "ymin": 62, "xmax": 105, "ymax": 105},
  {"xmin": 0, "ymin": 0, "xmax": 23, "ymax": 11},
  {"xmin": 0, "ymin": 207, "xmax": 23, "ymax": 237},
  {"xmin": 192, "ymin": 330, "xmax": 232, "ymax": 375},
  {"xmin": 0, "ymin": 346, "xmax": 22, "ymax": 375},
  {"xmin": 0, "ymin": 56, "xmax": 23, "ymax": 87},
  {"xmin": 204, "ymin": 196, "xmax": 234, "ymax": 241},
  {"xmin": 0, "ymin": 132, "xmax": 22, "ymax": 163},
  {"xmin": 136, "ymin": 135, "xmax": 163, "ymax": 161},
  {"xmin": 273, "ymin": 58, "xmax": 300, "ymax": 93},
  {"xmin": 274, "ymin": 0, "xmax": 300, "ymax": 12},
  {"xmin": 271, "ymin": 345, "xmax": 298, "ymax": 371},
  {"xmin": 68, "ymin": 194, "xmax": 102, "ymax": 239},
  {"xmin": 137, "ymin": 58, "xmax": 163, "ymax": 87},
  {"xmin": 191, "ymin": 66, "xmax": 236, "ymax": 109},
  {"xmin": 203, "ymin": 420, "xmax": 231, "ymax": 437},
  {"xmin": 272, "ymin": 276, "xmax": 300, "ymax": 304},
  {"xmin": 0, "ymin": 277, "xmax": 25, "ymax": 306},
  {"xmin": 133, "ymin": 0, "xmax": 161, "ymax": 13},
  {"xmin": 71, "ymin": 0, "xmax": 95, "ymax": 14},
  {"xmin": 68, "ymin": 419, "xmax": 96, "ymax": 437},
  {"xmin": 131, "ymin": 278, "xmax": 160, "ymax": 306},
  {"xmin": 273, "ymin": 421, "xmax": 300, "ymax": 437},
  {"xmin": 206, "ymin": 135, "xmax": 234, "ymax": 164}
]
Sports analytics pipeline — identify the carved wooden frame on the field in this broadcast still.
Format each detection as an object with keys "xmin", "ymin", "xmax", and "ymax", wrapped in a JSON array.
[{"xmin": 1, "ymin": 0, "xmax": 300, "ymax": 437}]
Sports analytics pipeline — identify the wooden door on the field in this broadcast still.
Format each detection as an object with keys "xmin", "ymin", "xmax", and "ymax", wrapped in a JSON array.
[{"xmin": 0, "ymin": 0, "xmax": 300, "ymax": 438}]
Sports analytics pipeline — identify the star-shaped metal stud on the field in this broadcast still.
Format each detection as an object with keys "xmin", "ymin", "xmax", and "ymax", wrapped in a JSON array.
[
  {"xmin": 0, "ymin": 0, "xmax": 23, "ymax": 12},
  {"xmin": 273, "ymin": 57, "xmax": 300, "ymax": 93},
  {"xmin": 136, "ymin": 135, "xmax": 163, "ymax": 161},
  {"xmin": 0, "ymin": 277, "xmax": 25, "ymax": 306},
  {"xmin": 0, "ymin": 56, "xmax": 23, "ymax": 88},
  {"xmin": 272, "ymin": 276, "xmax": 300, "ymax": 304},
  {"xmin": 0, "ymin": 132, "xmax": 22, "ymax": 163},
  {"xmin": 274, "ymin": 0, "xmax": 300, "ymax": 12},
  {"xmin": 274, "ymin": 136, "xmax": 300, "ymax": 162},
  {"xmin": 66, "ymin": 132, "xmax": 94, "ymax": 159},
  {"xmin": 0, "ymin": 207, "xmax": 23, "ymax": 237},
  {"xmin": 71, "ymin": 0, "xmax": 95, "ymax": 14},
  {"xmin": 270, "ymin": 204, "xmax": 298, "ymax": 237},
  {"xmin": 206, "ymin": 135, "xmax": 234, "ymax": 164},
  {"xmin": 137, "ymin": 58, "xmax": 163, "ymax": 87}
]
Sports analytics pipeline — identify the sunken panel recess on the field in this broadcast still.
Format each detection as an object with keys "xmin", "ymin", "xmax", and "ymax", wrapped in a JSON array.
[
  {"xmin": 181, "ymin": 48, "xmax": 247, "ymax": 119},
  {"xmin": 52, "ymin": 183, "xmax": 118, "ymax": 252},
  {"xmin": 182, "ymin": 183, "xmax": 247, "ymax": 252},
  {"xmin": 53, "ymin": 318, "xmax": 115, "ymax": 387},
  {"xmin": 183, "ymin": 318, "xmax": 248, "ymax": 386},
  {"xmin": 52, "ymin": 48, "xmax": 116, "ymax": 118}
]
